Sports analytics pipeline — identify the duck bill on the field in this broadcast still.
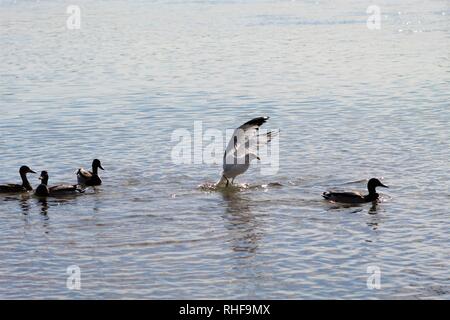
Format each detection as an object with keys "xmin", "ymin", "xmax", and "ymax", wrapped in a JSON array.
[
  {"xmin": 29, "ymin": 170, "xmax": 36, "ymax": 174},
  {"xmin": 99, "ymin": 165, "xmax": 105, "ymax": 170},
  {"xmin": 380, "ymin": 183, "xmax": 389, "ymax": 188}
]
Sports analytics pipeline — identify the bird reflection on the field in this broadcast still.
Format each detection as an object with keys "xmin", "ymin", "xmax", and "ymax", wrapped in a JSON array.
[
  {"xmin": 366, "ymin": 203, "xmax": 381, "ymax": 231},
  {"xmin": 221, "ymin": 190, "xmax": 261, "ymax": 256},
  {"xmin": 368, "ymin": 202, "xmax": 378, "ymax": 215}
]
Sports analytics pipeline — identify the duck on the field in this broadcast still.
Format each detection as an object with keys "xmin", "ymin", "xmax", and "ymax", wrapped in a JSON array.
[
  {"xmin": 77, "ymin": 159, "xmax": 104, "ymax": 186},
  {"xmin": 35, "ymin": 171, "xmax": 84, "ymax": 197},
  {"xmin": 322, "ymin": 178, "xmax": 388, "ymax": 204},
  {"xmin": 0, "ymin": 166, "xmax": 36, "ymax": 193}
]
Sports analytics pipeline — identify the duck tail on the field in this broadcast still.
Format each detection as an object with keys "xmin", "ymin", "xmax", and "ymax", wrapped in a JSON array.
[{"xmin": 322, "ymin": 192, "xmax": 331, "ymax": 200}]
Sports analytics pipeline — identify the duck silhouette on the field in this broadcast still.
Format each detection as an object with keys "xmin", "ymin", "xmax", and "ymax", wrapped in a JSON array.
[{"xmin": 0, "ymin": 166, "xmax": 36, "ymax": 193}]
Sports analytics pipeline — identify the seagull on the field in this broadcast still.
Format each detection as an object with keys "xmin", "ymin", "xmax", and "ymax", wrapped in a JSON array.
[{"xmin": 216, "ymin": 116, "xmax": 277, "ymax": 187}]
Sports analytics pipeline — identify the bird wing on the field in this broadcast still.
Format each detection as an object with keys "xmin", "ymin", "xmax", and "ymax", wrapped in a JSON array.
[{"xmin": 223, "ymin": 117, "xmax": 276, "ymax": 167}]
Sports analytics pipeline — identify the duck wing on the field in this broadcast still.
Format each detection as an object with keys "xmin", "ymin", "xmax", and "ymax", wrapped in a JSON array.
[
  {"xmin": 322, "ymin": 191, "xmax": 366, "ymax": 203},
  {"xmin": 77, "ymin": 168, "xmax": 92, "ymax": 184}
]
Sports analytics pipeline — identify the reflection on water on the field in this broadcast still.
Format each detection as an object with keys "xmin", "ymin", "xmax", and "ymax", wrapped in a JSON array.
[{"xmin": 366, "ymin": 203, "xmax": 381, "ymax": 230}]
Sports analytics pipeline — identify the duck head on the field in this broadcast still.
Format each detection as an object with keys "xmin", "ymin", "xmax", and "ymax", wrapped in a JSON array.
[{"xmin": 367, "ymin": 178, "xmax": 388, "ymax": 194}]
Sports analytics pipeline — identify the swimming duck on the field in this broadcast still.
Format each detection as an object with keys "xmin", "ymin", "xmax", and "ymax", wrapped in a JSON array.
[
  {"xmin": 216, "ymin": 116, "xmax": 277, "ymax": 187},
  {"xmin": 0, "ymin": 166, "xmax": 36, "ymax": 193},
  {"xmin": 35, "ymin": 171, "xmax": 84, "ymax": 197},
  {"xmin": 77, "ymin": 159, "xmax": 104, "ymax": 186},
  {"xmin": 322, "ymin": 178, "xmax": 388, "ymax": 204}
]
